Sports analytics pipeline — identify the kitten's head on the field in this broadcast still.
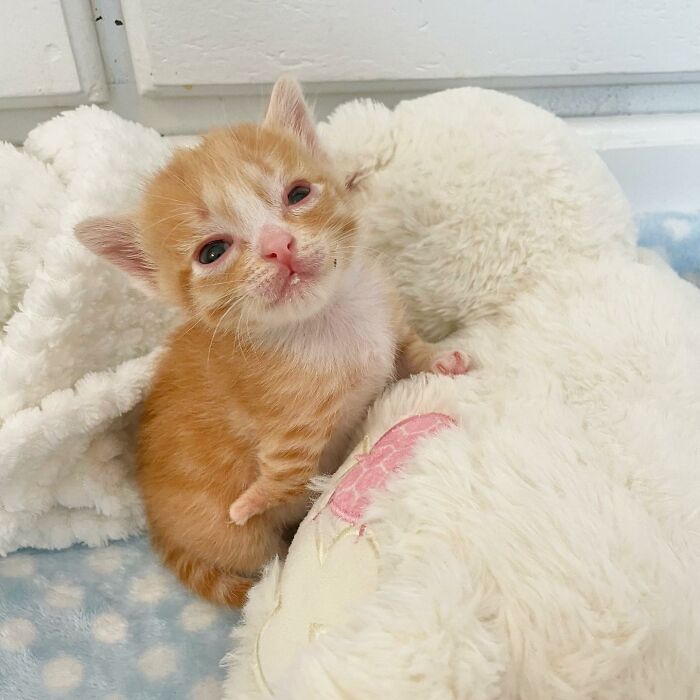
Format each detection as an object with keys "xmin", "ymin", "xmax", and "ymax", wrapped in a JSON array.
[{"xmin": 76, "ymin": 77, "xmax": 359, "ymax": 331}]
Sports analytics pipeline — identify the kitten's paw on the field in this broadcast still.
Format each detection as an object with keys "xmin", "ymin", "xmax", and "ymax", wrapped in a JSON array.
[
  {"xmin": 229, "ymin": 486, "xmax": 268, "ymax": 526},
  {"xmin": 431, "ymin": 350, "xmax": 470, "ymax": 376}
]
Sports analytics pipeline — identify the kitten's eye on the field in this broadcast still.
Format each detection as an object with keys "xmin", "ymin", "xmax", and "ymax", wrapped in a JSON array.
[
  {"xmin": 198, "ymin": 240, "xmax": 231, "ymax": 264},
  {"xmin": 287, "ymin": 184, "xmax": 311, "ymax": 205}
]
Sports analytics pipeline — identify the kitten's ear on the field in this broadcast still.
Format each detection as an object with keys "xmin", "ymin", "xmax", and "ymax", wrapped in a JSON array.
[
  {"xmin": 345, "ymin": 168, "xmax": 373, "ymax": 190},
  {"xmin": 74, "ymin": 216, "xmax": 156, "ymax": 290},
  {"xmin": 264, "ymin": 76, "xmax": 320, "ymax": 155}
]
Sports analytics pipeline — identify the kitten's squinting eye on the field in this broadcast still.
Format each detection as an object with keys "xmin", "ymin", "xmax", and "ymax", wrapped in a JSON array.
[
  {"xmin": 287, "ymin": 184, "xmax": 311, "ymax": 205},
  {"xmin": 198, "ymin": 240, "xmax": 231, "ymax": 265}
]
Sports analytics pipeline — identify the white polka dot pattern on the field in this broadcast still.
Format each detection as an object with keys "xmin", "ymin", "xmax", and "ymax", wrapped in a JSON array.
[
  {"xmin": 180, "ymin": 601, "xmax": 217, "ymax": 631},
  {"xmin": 129, "ymin": 571, "xmax": 170, "ymax": 603},
  {"xmin": 0, "ymin": 618, "xmax": 37, "ymax": 651},
  {"xmin": 190, "ymin": 677, "xmax": 223, "ymax": 700},
  {"xmin": 0, "ymin": 554, "xmax": 36, "ymax": 577},
  {"xmin": 42, "ymin": 655, "xmax": 84, "ymax": 692},
  {"xmin": 92, "ymin": 612, "xmax": 128, "ymax": 644},
  {"xmin": 638, "ymin": 212, "xmax": 700, "ymax": 286},
  {"xmin": 0, "ymin": 537, "xmax": 240, "ymax": 699},
  {"xmin": 88, "ymin": 548, "xmax": 123, "ymax": 574},
  {"xmin": 139, "ymin": 644, "xmax": 177, "ymax": 680},
  {"xmin": 45, "ymin": 583, "xmax": 84, "ymax": 609}
]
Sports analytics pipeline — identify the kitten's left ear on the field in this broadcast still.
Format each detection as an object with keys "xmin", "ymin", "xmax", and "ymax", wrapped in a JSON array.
[{"xmin": 264, "ymin": 76, "xmax": 320, "ymax": 155}]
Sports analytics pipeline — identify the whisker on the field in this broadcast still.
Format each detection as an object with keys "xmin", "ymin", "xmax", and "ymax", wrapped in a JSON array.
[
  {"xmin": 176, "ymin": 314, "xmax": 206, "ymax": 340},
  {"xmin": 206, "ymin": 294, "xmax": 246, "ymax": 367}
]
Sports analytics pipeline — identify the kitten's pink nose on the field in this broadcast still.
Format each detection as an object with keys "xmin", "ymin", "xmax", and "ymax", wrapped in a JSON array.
[{"xmin": 259, "ymin": 225, "xmax": 297, "ymax": 272}]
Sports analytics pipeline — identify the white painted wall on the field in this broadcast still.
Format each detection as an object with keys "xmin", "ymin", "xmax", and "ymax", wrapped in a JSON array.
[
  {"xmin": 0, "ymin": 0, "xmax": 106, "ymax": 109},
  {"xmin": 121, "ymin": 0, "xmax": 700, "ymax": 95},
  {"xmin": 1, "ymin": 2, "xmax": 82, "ymax": 101},
  {"xmin": 573, "ymin": 114, "xmax": 700, "ymax": 212},
  {"xmin": 0, "ymin": 0, "xmax": 699, "ymax": 144}
]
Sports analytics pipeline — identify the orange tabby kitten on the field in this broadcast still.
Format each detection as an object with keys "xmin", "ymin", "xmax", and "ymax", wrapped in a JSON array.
[{"xmin": 76, "ymin": 77, "xmax": 468, "ymax": 606}]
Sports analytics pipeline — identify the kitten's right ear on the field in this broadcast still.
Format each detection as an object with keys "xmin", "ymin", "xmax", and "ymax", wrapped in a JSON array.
[{"xmin": 74, "ymin": 216, "xmax": 156, "ymax": 289}]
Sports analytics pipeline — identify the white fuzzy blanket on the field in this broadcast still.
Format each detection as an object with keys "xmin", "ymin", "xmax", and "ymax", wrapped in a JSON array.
[{"xmin": 0, "ymin": 108, "xmax": 177, "ymax": 554}]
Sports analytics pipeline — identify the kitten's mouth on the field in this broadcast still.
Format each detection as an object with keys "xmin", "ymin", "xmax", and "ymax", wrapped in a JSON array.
[
  {"xmin": 263, "ymin": 251, "xmax": 333, "ymax": 304},
  {"xmin": 279, "ymin": 272, "xmax": 307, "ymax": 298},
  {"xmin": 264, "ymin": 268, "xmax": 317, "ymax": 305}
]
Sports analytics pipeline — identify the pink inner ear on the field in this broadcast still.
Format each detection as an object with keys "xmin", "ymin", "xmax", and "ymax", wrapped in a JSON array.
[
  {"xmin": 74, "ymin": 216, "xmax": 155, "ymax": 285},
  {"xmin": 264, "ymin": 77, "xmax": 319, "ymax": 154},
  {"xmin": 101, "ymin": 237, "xmax": 154, "ymax": 279}
]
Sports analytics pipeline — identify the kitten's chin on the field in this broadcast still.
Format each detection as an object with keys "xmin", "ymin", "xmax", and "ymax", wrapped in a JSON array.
[{"xmin": 257, "ymin": 267, "xmax": 340, "ymax": 327}]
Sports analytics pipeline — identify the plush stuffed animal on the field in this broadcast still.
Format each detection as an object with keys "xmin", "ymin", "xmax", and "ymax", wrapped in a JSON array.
[
  {"xmin": 252, "ymin": 404, "xmax": 459, "ymax": 694},
  {"xmin": 224, "ymin": 88, "xmax": 700, "ymax": 699}
]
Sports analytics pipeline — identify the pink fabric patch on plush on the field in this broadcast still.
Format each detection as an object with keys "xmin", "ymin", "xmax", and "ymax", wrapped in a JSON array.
[{"xmin": 328, "ymin": 413, "xmax": 456, "ymax": 525}]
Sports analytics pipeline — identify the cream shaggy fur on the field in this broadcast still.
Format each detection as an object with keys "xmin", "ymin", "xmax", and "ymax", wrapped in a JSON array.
[{"xmin": 223, "ymin": 88, "xmax": 700, "ymax": 699}]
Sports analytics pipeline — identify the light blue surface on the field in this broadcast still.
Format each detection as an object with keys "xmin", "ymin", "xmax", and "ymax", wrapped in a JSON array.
[
  {"xmin": 637, "ymin": 210, "xmax": 700, "ymax": 283},
  {"xmin": 0, "ymin": 211, "xmax": 698, "ymax": 700},
  {"xmin": 0, "ymin": 537, "xmax": 239, "ymax": 700}
]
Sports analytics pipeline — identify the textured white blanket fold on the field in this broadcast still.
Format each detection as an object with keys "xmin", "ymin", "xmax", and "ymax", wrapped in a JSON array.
[{"xmin": 0, "ymin": 106, "xmax": 176, "ymax": 554}]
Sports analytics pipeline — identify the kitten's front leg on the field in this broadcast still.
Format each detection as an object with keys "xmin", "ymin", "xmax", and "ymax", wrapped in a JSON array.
[{"xmin": 228, "ymin": 434, "xmax": 325, "ymax": 526}]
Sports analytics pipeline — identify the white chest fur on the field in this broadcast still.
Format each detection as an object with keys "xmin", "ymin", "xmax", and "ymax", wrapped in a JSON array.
[
  {"xmin": 280, "ymin": 259, "xmax": 397, "ymax": 472},
  {"xmin": 279, "ymin": 259, "xmax": 396, "ymax": 374}
]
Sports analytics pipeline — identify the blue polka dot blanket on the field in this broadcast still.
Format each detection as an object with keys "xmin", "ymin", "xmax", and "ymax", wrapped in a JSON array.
[
  {"xmin": 637, "ymin": 211, "xmax": 700, "ymax": 287},
  {"xmin": 0, "ymin": 211, "xmax": 698, "ymax": 699},
  {"xmin": 1, "ymin": 538, "xmax": 238, "ymax": 699}
]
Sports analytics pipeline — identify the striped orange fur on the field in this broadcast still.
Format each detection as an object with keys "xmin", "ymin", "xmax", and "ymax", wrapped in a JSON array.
[{"xmin": 75, "ymin": 77, "xmax": 468, "ymax": 606}]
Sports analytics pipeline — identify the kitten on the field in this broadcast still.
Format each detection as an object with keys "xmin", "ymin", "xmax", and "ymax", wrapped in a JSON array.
[{"xmin": 75, "ymin": 77, "xmax": 468, "ymax": 606}]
